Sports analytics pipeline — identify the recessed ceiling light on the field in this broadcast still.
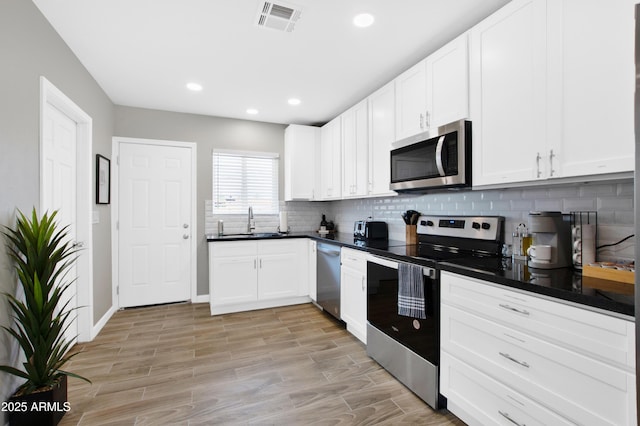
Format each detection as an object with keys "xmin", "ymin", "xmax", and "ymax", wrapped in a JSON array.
[
  {"xmin": 288, "ymin": 98, "xmax": 301, "ymax": 106},
  {"xmin": 186, "ymin": 82, "xmax": 203, "ymax": 91},
  {"xmin": 353, "ymin": 13, "xmax": 374, "ymax": 28},
  {"xmin": 246, "ymin": 108, "xmax": 259, "ymax": 115}
]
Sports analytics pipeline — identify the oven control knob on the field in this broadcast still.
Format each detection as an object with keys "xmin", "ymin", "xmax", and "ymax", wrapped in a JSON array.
[
  {"xmin": 482, "ymin": 222, "xmax": 491, "ymax": 230},
  {"xmin": 426, "ymin": 220, "xmax": 434, "ymax": 227},
  {"xmin": 472, "ymin": 222, "xmax": 481, "ymax": 230}
]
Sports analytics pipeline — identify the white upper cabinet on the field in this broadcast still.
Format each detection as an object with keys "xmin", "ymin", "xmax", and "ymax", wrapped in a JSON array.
[
  {"xmin": 284, "ymin": 124, "xmax": 320, "ymax": 201},
  {"xmin": 319, "ymin": 116, "xmax": 342, "ymax": 200},
  {"xmin": 394, "ymin": 60, "xmax": 428, "ymax": 141},
  {"xmin": 341, "ymin": 99, "xmax": 369, "ymax": 198},
  {"xmin": 395, "ymin": 34, "xmax": 470, "ymax": 142},
  {"xmin": 470, "ymin": 0, "xmax": 549, "ymax": 186},
  {"xmin": 471, "ymin": 0, "xmax": 635, "ymax": 187},
  {"xmin": 368, "ymin": 81, "xmax": 396, "ymax": 197},
  {"xmin": 426, "ymin": 33, "xmax": 470, "ymax": 129},
  {"xmin": 552, "ymin": 0, "xmax": 635, "ymax": 178}
]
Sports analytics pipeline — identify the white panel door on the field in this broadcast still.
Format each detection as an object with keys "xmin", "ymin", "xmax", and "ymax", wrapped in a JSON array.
[
  {"xmin": 118, "ymin": 143, "xmax": 192, "ymax": 307},
  {"xmin": 42, "ymin": 103, "xmax": 78, "ymax": 344}
]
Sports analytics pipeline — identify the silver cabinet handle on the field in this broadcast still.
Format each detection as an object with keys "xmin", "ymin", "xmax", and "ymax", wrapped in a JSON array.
[
  {"xmin": 72, "ymin": 241, "xmax": 85, "ymax": 248},
  {"xmin": 361, "ymin": 276, "xmax": 365, "ymax": 291},
  {"xmin": 499, "ymin": 352, "xmax": 530, "ymax": 368},
  {"xmin": 419, "ymin": 113, "xmax": 424, "ymax": 130},
  {"xmin": 498, "ymin": 410, "xmax": 526, "ymax": 426},
  {"xmin": 425, "ymin": 110, "xmax": 430, "ymax": 128},
  {"xmin": 499, "ymin": 303, "xmax": 530, "ymax": 316},
  {"xmin": 254, "ymin": 259, "xmax": 257, "ymax": 269},
  {"xmin": 549, "ymin": 149, "xmax": 555, "ymax": 177},
  {"xmin": 535, "ymin": 152, "xmax": 542, "ymax": 178},
  {"xmin": 183, "ymin": 234, "xmax": 189, "ymax": 239},
  {"xmin": 259, "ymin": 258, "xmax": 263, "ymax": 268}
]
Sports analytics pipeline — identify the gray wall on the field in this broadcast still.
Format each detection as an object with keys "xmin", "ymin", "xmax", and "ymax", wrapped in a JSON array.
[
  {"xmin": 0, "ymin": 0, "xmax": 114, "ymax": 408},
  {"xmin": 114, "ymin": 106, "xmax": 287, "ymax": 295}
]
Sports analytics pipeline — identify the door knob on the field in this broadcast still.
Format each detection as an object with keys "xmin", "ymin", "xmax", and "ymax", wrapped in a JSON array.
[
  {"xmin": 183, "ymin": 234, "xmax": 189, "ymax": 239},
  {"xmin": 183, "ymin": 223, "xmax": 189, "ymax": 228}
]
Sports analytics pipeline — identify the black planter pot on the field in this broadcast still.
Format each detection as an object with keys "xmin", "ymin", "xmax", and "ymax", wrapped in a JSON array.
[{"xmin": 7, "ymin": 375, "xmax": 68, "ymax": 426}]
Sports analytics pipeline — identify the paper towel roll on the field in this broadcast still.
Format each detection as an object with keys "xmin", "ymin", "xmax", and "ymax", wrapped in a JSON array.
[{"xmin": 279, "ymin": 212, "xmax": 288, "ymax": 233}]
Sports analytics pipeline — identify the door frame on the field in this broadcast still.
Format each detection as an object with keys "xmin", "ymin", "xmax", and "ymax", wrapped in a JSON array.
[
  {"xmin": 111, "ymin": 137, "xmax": 198, "ymax": 308},
  {"xmin": 39, "ymin": 76, "xmax": 94, "ymax": 342}
]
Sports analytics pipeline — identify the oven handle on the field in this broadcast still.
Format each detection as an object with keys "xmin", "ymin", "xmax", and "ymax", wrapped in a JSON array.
[{"xmin": 366, "ymin": 254, "xmax": 436, "ymax": 279}]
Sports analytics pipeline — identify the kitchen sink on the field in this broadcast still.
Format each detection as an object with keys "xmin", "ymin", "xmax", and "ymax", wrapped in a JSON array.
[{"xmin": 217, "ymin": 232, "xmax": 283, "ymax": 239}]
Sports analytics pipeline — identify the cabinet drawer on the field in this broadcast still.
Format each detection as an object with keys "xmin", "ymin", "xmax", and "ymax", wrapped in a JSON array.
[
  {"xmin": 341, "ymin": 247, "xmax": 367, "ymax": 274},
  {"xmin": 209, "ymin": 241, "xmax": 258, "ymax": 257},
  {"xmin": 441, "ymin": 272, "xmax": 635, "ymax": 369},
  {"xmin": 258, "ymin": 239, "xmax": 303, "ymax": 255},
  {"xmin": 442, "ymin": 304, "xmax": 636, "ymax": 426},
  {"xmin": 440, "ymin": 352, "xmax": 575, "ymax": 426}
]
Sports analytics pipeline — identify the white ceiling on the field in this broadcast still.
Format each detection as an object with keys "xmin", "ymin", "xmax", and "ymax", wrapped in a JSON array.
[{"xmin": 33, "ymin": 0, "xmax": 511, "ymax": 126}]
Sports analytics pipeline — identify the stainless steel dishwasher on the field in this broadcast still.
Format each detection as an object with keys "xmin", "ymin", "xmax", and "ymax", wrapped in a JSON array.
[{"xmin": 316, "ymin": 242, "xmax": 341, "ymax": 320}]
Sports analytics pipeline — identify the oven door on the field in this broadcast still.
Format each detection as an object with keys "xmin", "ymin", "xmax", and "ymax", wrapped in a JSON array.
[
  {"xmin": 366, "ymin": 255, "xmax": 439, "ymax": 364},
  {"xmin": 390, "ymin": 119, "xmax": 470, "ymax": 192}
]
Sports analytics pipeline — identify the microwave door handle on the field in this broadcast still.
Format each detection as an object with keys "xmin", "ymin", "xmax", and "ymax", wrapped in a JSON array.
[{"xmin": 435, "ymin": 135, "xmax": 446, "ymax": 177}]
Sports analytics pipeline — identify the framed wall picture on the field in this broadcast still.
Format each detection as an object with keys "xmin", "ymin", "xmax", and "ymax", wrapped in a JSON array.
[{"xmin": 96, "ymin": 154, "xmax": 110, "ymax": 204}]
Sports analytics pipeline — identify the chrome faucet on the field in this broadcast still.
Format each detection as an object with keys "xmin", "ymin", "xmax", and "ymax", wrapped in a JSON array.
[{"xmin": 247, "ymin": 206, "xmax": 255, "ymax": 233}]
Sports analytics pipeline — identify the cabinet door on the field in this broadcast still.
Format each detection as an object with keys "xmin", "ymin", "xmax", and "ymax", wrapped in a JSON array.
[
  {"xmin": 258, "ymin": 240, "xmax": 306, "ymax": 300},
  {"xmin": 210, "ymin": 255, "xmax": 258, "ymax": 306},
  {"xmin": 368, "ymin": 81, "xmax": 396, "ymax": 197},
  {"xmin": 342, "ymin": 100, "xmax": 368, "ymax": 198},
  {"xmin": 284, "ymin": 125, "xmax": 319, "ymax": 200},
  {"xmin": 340, "ymin": 248, "xmax": 367, "ymax": 343},
  {"xmin": 553, "ymin": 0, "xmax": 634, "ymax": 178},
  {"xmin": 340, "ymin": 266, "xmax": 367, "ymax": 344},
  {"xmin": 395, "ymin": 60, "xmax": 428, "ymax": 141},
  {"xmin": 308, "ymin": 240, "xmax": 317, "ymax": 301},
  {"xmin": 319, "ymin": 117, "xmax": 342, "ymax": 200},
  {"xmin": 426, "ymin": 33, "xmax": 469, "ymax": 129},
  {"xmin": 470, "ymin": 0, "xmax": 549, "ymax": 186},
  {"xmin": 258, "ymin": 252, "xmax": 300, "ymax": 300}
]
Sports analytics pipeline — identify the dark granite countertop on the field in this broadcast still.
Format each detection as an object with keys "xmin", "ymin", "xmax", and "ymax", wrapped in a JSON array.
[
  {"xmin": 439, "ymin": 257, "xmax": 634, "ymax": 318},
  {"xmin": 206, "ymin": 232, "xmax": 634, "ymax": 318}
]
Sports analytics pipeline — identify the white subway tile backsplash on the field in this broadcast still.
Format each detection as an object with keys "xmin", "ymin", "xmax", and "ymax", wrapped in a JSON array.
[
  {"xmin": 597, "ymin": 197, "xmax": 633, "ymax": 211},
  {"xmin": 534, "ymin": 199, "xmax": 563, "ymax": 212},
  {"xmin": 562, "ymin": 198, "xmax": 596, "ymax": 212},
  {"xmin": 204, "ymin": 179, "xmax": 635, "ymax": 262}
]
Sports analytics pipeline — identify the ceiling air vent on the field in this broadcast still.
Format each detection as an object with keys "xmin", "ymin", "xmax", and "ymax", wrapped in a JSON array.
[{"xmin": 256, "ymin": 1, "xmax": 302, "ymax": 32}]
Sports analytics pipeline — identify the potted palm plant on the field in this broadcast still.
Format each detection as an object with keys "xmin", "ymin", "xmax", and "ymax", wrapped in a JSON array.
[{"xmin": 0, "ymin": 209, "xmax": 90, "ymax": 426}]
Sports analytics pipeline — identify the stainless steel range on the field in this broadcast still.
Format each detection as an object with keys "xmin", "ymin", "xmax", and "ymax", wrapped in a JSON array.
[{"xmin": 366, "ymin": 215, "xmax": 504, "ymax": 409}]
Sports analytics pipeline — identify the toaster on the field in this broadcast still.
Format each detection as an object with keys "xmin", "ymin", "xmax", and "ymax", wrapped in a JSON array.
[{"xmin": 354, "ymin": 220, "xmax": 388, "ymax": 241}]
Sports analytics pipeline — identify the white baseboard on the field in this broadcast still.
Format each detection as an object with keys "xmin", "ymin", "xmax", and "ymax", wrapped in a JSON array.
[
  {"xmin": 192, "ymin": 294, "xmax": 210, "ymax": 304},
  {"xmin": 209, "ymin": 296, "xmax": 311, "ymax": 316}
]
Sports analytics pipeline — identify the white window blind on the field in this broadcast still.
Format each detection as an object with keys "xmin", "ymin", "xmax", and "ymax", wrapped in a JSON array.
[{"xmin": 212, "ymin": 149, "xmax": 279, "ymax": 214}]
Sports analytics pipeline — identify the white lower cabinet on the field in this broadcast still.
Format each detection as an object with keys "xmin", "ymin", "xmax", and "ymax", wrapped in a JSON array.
[
  {"xmin": 308, "ymin": 239, "xmax": 317, "ymax": 301},
  {"xmin": 340, "ymin": 248, "xmax": 367, "ymax": 344},
  {"xmin": 209, "ymin": 239, "xmax": 310, "ymax": 315},
  {"xmin": 440, "ymin": 271, "xmax": 636, "ymax": 426}
]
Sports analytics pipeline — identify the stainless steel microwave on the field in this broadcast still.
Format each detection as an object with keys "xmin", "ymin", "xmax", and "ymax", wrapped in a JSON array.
[{"xmin": 390, "ymin": 120, "xmax": 471, "ymax": 193}]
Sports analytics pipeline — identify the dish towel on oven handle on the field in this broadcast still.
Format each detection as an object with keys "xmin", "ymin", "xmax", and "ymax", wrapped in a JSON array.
[{"xmin": 398, "ymin": 262, "xmax": 427, "ymax": 319}]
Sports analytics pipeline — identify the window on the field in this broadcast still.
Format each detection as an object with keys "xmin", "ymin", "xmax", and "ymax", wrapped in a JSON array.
[{"xmin": 212, "ymin": 149, "xmax": 279, "ymax": 214}]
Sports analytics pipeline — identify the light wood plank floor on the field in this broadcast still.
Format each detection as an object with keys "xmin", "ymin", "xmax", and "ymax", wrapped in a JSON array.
[{"xmin": 61, "ymin": 302, "xmax": 465, "ymax": 425}]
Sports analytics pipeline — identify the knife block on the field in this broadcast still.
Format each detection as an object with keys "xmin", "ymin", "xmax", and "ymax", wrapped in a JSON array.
[{"xmin": 406, "ymin": 225, "xmax": 417, "ymax": 245}]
